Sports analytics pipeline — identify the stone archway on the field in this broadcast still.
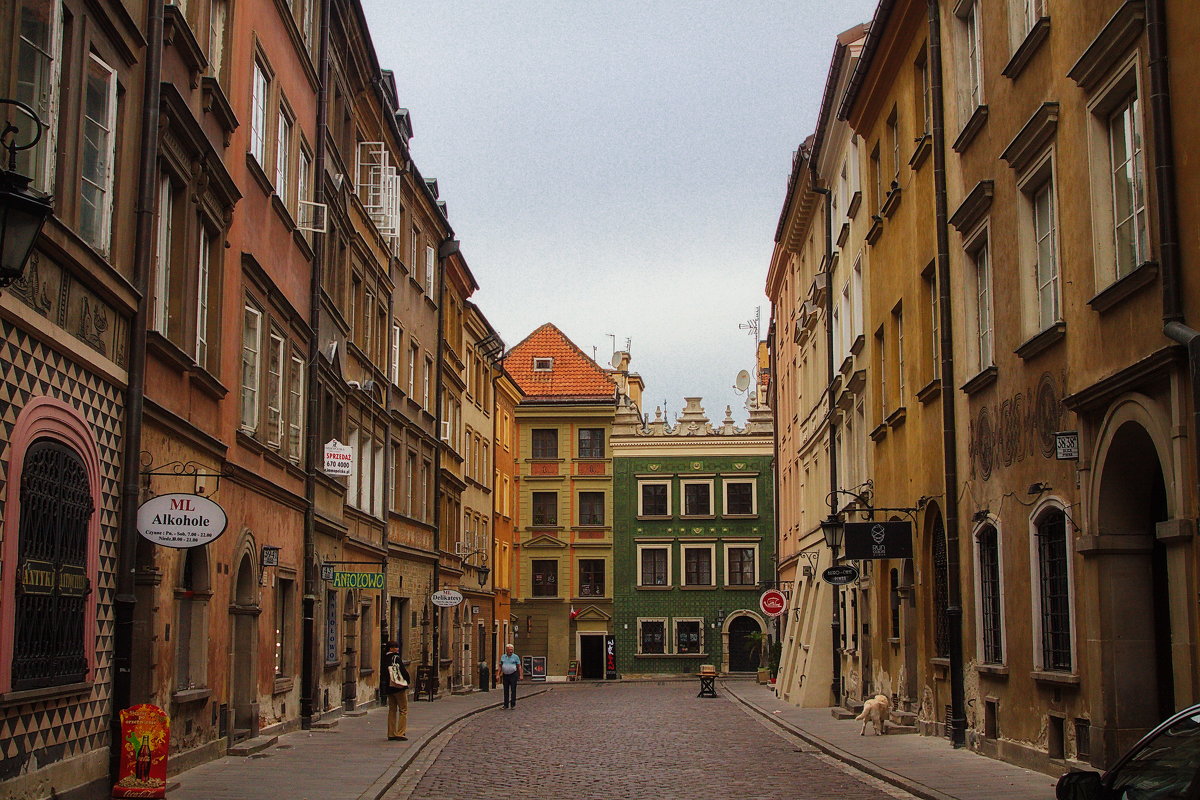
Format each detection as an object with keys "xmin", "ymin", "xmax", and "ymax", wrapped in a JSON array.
[
  {"xmin": 1089, "ymin": 411, "xmax": 1175, "ymax": 764},
  {"xmin": 230, "ymin": 549, "xmax": 259, "ymax": 739}
]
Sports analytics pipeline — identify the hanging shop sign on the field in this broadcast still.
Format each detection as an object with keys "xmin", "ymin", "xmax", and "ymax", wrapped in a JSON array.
[
  {"xmin": 112, "ymin": 704, "xmax": 170, "ymax": 798},
  {"xmin": 323, "ymin": 439, "xmax": 354, "ymax": 476},
  {"xmin": 136, "ymin": 494, "xmax": 228, "ymax": 549},
  {"xmin": 759, "ymin": 588, "xmax": 787, "ymax": 618},
  {"xmin": 331, "ymin": 571, "xmax": 384, "ymax": 589},
  {"xmin": 821, "ymin": 565, "xmax": 860, "ymax": 585},
  {"xmin": 431, "ymin": 589, "xmax": 464, "ymax": 607},
  {"xmin": 842, "ymin": 520, "xmax": 914, "ymax": 560}
]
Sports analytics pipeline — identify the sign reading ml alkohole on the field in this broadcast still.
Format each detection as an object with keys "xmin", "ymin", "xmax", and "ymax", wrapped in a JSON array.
[
  {"xmin": 136, "ymin": 494, "xmax": 228, "ymax": 549},
  {"xmin": 759, "ymin": 588, "xmax": 787, "ymax": 618}
]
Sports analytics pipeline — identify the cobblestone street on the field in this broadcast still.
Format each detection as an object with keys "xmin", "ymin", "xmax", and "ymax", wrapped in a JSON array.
[{"xmin": 388, "ymin": 683, "xmax": 916, "ymax": 800}]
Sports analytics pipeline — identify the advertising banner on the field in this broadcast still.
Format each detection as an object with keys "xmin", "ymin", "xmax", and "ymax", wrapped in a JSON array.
[
  {"xmin": 842, "ymin": 521, "xmax": 914, "ymax": 560},
  {"xmin": 112, "ymin": 704, "xmax": 170, "ymax": 798}
]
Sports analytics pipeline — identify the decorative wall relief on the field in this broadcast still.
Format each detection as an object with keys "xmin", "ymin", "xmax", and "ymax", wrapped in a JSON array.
[
  {"xmin": 11, "ymin": 252, "xmax": 53, "ymax": 315},
  {"xmin": 968, "ymin": 372, "xmax": 1066, "ymax": 481}
]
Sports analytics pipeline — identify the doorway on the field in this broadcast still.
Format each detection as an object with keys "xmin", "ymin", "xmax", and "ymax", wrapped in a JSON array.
[
  {"xmin": 342, "ymin": 592, "xmax": 358, "ymax": 709},
  {"xmin": 230, "ymin": 552, "xmax": 258, "ymax": 740},
  {"xmin": 727, "ymin": 615, "xmax": 762, "ymax": 672},
  {"xmin": 579, "ymin": 634, "xmax": 605, "ymax": 679}
]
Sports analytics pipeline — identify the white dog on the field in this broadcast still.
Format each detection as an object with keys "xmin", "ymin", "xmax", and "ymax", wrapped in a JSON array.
[{"xmin": 855, "ymin": 694, "xmax": 891, "ymax": 736}]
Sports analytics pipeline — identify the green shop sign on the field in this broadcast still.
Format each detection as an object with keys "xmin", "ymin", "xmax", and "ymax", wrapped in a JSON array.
[{"xmin": 331, "ymin": 571, "xmax": 384, "ymax": 589}]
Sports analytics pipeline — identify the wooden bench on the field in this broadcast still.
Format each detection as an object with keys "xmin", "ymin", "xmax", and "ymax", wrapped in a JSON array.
[{"xmin": 697, "ymin": 665, "xmax": 718, "ymax": 698}]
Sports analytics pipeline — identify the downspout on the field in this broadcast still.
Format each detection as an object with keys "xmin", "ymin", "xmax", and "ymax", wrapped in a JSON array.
[
  {"xmin": 767, "ymin": 315, "xmax": 784, "ymax": 679},
  {"xmin": 1147, "ymin": 0, "xmax": 1200, "ymax": 508},
  {"xmin": 431, "ymin": 239, "xmax": 458, "ymax": 695},
  {"xmin": 928, "ymin": 0, "xmax": 967, "ymax": 747},
  {"xmin": 300, "ymin": 0, "xmax": 332, "ymax": 730},
  {"xmin": 111, "ymin": 0, "xmax": 163, "ymax": 782},
  {"xmin": 813, "ymin": 180, "xmax": 840, "ymax": 706}
]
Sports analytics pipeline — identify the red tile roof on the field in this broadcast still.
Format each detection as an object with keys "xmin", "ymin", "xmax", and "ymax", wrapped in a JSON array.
[{"xmin": 503, "ymin": 323, "xmax": 616, "ymax": 400}]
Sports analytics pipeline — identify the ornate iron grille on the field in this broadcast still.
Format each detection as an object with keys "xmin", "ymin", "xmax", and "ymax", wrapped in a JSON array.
[
  {"xmin": 1037, "ymin": 509, "xmax": 1072, "ymax": 671},
  {"xmin": 13, "ymin": 439, "xmax": 93, "ymax": 690},
  {"xmin": 978, "ymin": 526, "xmax": 1003, "ymax": 664},
  {"xmin": 933, "ymin": 515, "xmax": 951, "ymax": 659}
]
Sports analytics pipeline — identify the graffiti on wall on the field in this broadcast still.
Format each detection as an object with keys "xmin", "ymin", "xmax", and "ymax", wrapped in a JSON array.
[{"xmin": 968, "ymin": 371, "xmax": 1066, "ymax": 481}]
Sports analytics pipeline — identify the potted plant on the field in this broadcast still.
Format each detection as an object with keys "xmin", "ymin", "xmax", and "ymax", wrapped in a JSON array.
[{"xmin": 746, "ymin": 631, "xmax": 771, "ymax": 684}]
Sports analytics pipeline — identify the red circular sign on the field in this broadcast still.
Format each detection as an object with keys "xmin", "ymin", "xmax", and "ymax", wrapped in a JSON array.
[{"xmin": 759, "ymin": 589, "xmax": 787, "ymax": 618}]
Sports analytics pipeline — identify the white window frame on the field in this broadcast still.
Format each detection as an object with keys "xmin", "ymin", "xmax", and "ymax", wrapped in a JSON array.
[
  {"xmin": 721, "ymin": 479, "xmax": 758, "ymax": 517},
  {"xmin": 1027, "ymin": 498, "xmax": 1077, "ymax": 673},
  {"xmin": 287, "ymin": 353, "xmax": 304, "ymax": 463},
  {"xmin": 408, "ymin": 342, "xmax": 418, "ymax": 397},
  {"xmin": 422, "ymin": 356, "xmax": 432, "ymax": 409},
  {"xmin": 80, "ymin": 53, "xmax": 118, "ymax": 253},
  {"xmin": 636, "ymin": 479, "xmax": 672, "ymax": 518},
  {"xmin": 680, "ymin": 479, "xmax": 714, "ymax": 518},
  {"xmin": 674, "ymin": 617, "xmax": 705, "ymax": 655},
  {"xmin": 533, "ymin": 357, "xmax": 554, "ymax": 371},
  {"xmin": 153, "ymin": 174, "xmax": 173, "ymax": 334},
  {"xmin": 636, "ymin": 617, "xmax": 668, "ymax": 655},
  {"xmin": 965, "ymin": 224, "xmax": 994, "ymax": 370},
  {"xmin": 895, "ymin": 304, "xmax": 906, "ymax": 402},
  {"xmin": 275, "ymin": 105, "xmax": 293, "ymax": 205},
  {"xmin": 240, "ymin": 304, "xmax": 263, "ymax": 431},
  {"xmin": 15, "ymin": 0, "xmax": 63, "ymax": 192},
  {"xmin": 425, "ymin": 245, "xmax": 436, "ymax": 296},
  {"xmin": 636, "ymin": 544, "xmax": 672, "ymax": 588},
  {"xmin": 972, "ymin": 518, "xmax": 1007, "ymax": 666},
  {"xmin": 680, "ymin": 544, "xmax": 717, "ymax": 587},
  {"xmin": 724, "ymin": 542, "xmax": 760, "ymax": 587},
  {"xmin": 347, "ymin": 426, "xmax": 360, "ymax": 505},
  {"xmin": 266, "ymin": 331, "xmax": 285, "ymax": 447},
  {"xmin": 963, "ymin": 0, "xmax": 984, "ymax": 111},
  {"xmin": 250, "ymin": 59, "xmax": 269, "ymax": 165},
  {"xmin": 389, "ymin": 323, "xmax": 401, "ymax": 385},
  {"xmin": 1017, "ymin": 150, "xmax": 1060, "ymax": 336}
]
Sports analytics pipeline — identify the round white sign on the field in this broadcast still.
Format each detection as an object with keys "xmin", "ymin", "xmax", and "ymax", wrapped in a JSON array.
[
  {"xmin": 137, "ymin": 493, "xmax": 228, "ymax": 549},
  {"xmin": 431, "ymin": 589, "xmax": 464, "ymax": 608}
]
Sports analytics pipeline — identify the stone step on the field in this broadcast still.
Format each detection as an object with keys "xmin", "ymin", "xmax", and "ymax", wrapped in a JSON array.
[
  {"xmin": 891, "ymin": 710, "xmax": 918, "ymax": 725},
  {"xmin": 227, "ymin": 735, "xmax": 278, "ymax": 757},
  {"xmin": 886, "ymin": 723, "xmax": 918, "ymax": 735},
  {"xmin": 831, "ymin": 707, "xmax": 858, "ymax": 720},
  {"xmin": 344, "ymin": 710, "xmax": 368, "ymax": 718},
  {"xmin": 309, "ymin": 718, "xmax": 339, "ymax": 730}
]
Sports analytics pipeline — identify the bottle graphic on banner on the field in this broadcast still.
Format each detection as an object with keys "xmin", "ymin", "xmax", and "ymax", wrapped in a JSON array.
[{"xmin": 136, "ymin": 735, "xmax": 151, "ymax": 781}]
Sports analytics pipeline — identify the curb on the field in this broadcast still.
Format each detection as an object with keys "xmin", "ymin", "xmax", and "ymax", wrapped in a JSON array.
[
  {"xmin": 720, "ymin": 682, "xmax": 958, "ymax": 800},
  {"xmin": 359, "ymin": 686, "xmax": 552, "ymax": 800}
]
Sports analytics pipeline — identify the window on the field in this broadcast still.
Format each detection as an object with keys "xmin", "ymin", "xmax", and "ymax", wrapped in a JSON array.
[
  {"xmin": 726, "ymin": 545, "xmax": 757, "ymax": 586},
  {"xmin": 250, "ymin": 60, "xmax": 269, "ymax": 165},
  {"xmin": 579, "ymin": 559, "xmax": 604, "ymax": 597},
  {"xmin": 682, "ymin": 481, "xmax": 712, "ymax": 516},
  {"xmin": 408, "ymin": 342, "xmax": 418, "ymax": 397},
  {"xmin": 578, "ymin": 428, "xmax": 604, "ymax": 459},
  {"xmin": 1032, "ymin": 180, "xmax": 1059, "ymax": 330},
  {"xmin": 1036, "ymin": 508, "xmax": 1072, "ymax": 671},
  {"xmin": 266, "ymin": 331, "xmax": 284, "ymax": 447},
  {"xmin": 532, "ymin": 559, "xmax": 557, "ymax": 597},
  {"xmin": 638, "ymin": 481, "xmax": 669, "ymax": 517},
  {"xmin": 274, "ymin": 577, "xmax": 294, "ymax": 677},
  {"xmin": 639, "ymin": 620, "xmax": 665, "ymax": 654},
  {"xmin": 195, "ymin": 229, "xmax": 217, "ymax": 368},
  {"xmin": 964, "ymin": 1, "xmax": 983, "ymax": 111},
  {"xmin": 876, "ymin": 327, "xmax": 888, "ymax": 419},
  {"xmin": 887, "ymin": 107, "xmax": 900, "ymax": 187},
  {"xmin": 972, "ymin": 239, "xmax": 994, "ymax": 368},
  {"xmin": 925, "ymin": 265, "xmax": 940, "ymax": 376},
  {"xmin": 676, "ymin": 621, "xmax": 702, "ymax": 655},
  {"xmin": 531, "ymin": 429, "xmax": 558, "ymax": 459},
  {"xmin": 425, "ymin": 245, "xmax": 435, "ymax": 296},
  {"xmin": 917, "ymin": 53, "xmax": 932, "ymax": 137},
  {"xmin": 894, "ymin": 304, "xmax": 906, "ymax": 401},
  {"xmin": 639, "ymin": 546, "xmax": 669, "ymax": 587},
  {"xmin": 241, "ymin": 305, "xmax": 263, "ymax": 431},
  {"xmin": 275, "ymin": 106, "xmax": 292, "ymax": 202},
  {"xmin": 533, "ymin": 357, "xmax": 554, "ymax": 371},
  {"xmin": 578, "ymin": 492, "xmax": 604, "ymax": 526},
  {"xmin": 1108, "ymin": 95, "xmax": 1148, "ymax": 280},
  {"xmin": 422, "ymin": 357, "xmax": 432, "ymax": 409},
  {"xmin": 175, "ymin": 547, "xmax": 209, "ymax": 690},
  {"xmin": 683, "ymin": 547, "xmax": 713, "ymax": 586},
  {"xmin": 209, "ymin": 0, "xmax": 228, "ymax": 83},
  {"xmin": 80, "ymin": 54, "xmax": 117, "ymax": 252},
  {"xmin": 870, "ymin": 144, "xmax": 883, "ymax": 213},
  {"xmin": 153, "ymin": 175, "xmax": 174, "ymax": 335},
  {"xmin": 723, "ymin": 480, "xmax": 756, "ymax": 516},
  {"xmin": 532, "ymin": 492, "xmax": 557, "ymax": 526},
  {"xmin": 405, "ymin": 452, "xmax": 415, "ymax": 516},
  {"xmin": 14, "ymin": 0, "xmax": 62, "ymax": 192},
  {"xmin": 287, "ymin": 353, "xmax": 304, "ymax": 463},
  {"xmin": 1013, "ymin": 0, "xmax": 1043, "ymax": 43},
  {"xmin": 977, "ymin": 525, "xmax": 1003, "ymax": 664}
]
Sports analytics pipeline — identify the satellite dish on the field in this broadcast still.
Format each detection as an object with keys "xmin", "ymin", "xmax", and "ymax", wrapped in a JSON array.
[
  {"xmin": 610, "ymin": 353, "xmax": 622, "ymax": 370},
  {"xmin": 735, "ymin": 370, "xmax": 751, "ymax": 392}
]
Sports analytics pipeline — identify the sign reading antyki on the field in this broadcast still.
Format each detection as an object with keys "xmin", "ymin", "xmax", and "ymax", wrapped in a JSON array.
[
  {"xmin": 19, "ymin": 559, "xmax": 88, "ymax": 596},
  {"xmin": 842, "ymin": 521, "xmax": 913, "ymax": 560}
]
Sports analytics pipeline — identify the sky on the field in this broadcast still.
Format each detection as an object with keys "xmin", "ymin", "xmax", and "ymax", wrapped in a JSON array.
[{"xmin": 359, "ymin": 1, "xmax": 880, "ymax": 423}]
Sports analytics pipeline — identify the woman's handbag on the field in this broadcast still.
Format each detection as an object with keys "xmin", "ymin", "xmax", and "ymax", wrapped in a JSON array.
[{"xmin": 388, "ymin": 663, "xmax": 408, "ymax": 689}]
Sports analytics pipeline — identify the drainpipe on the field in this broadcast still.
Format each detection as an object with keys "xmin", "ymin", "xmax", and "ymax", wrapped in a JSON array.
[
  {"xmin": 431, "ymin": 238, "xmax": 458, "ymax": 696},
  {"xmin": 928, "ymin": 0, "xmax": 966, "ymax": 748},
  {"xmin": 300, "ymin": 0, "xmax": 332, "ymax": 730},
  {"xmin": 111, "ymin": 0, "xmax": 163, "ymax": 783},
  {"xmin": 813, "ymin": 180, "xmax": 841, "ymax": 706},
  {"xmin": 1146, "ymin": 0, "xmax": 1200, "ymax": 507}
]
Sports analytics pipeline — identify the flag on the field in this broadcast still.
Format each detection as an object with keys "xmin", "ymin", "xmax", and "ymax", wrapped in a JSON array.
[{"xmin": 570, "ymin": 605, "xmax": 579, "ymax": 619}]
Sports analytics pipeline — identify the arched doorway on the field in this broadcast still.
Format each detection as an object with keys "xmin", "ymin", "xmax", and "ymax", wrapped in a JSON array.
[
  {"xmin": 727, "ymin": 615, "xmax": 762, "ymax": 672},
  {"xmin": 1094, "ymin": 419, "xmax": 1173, "ymax": 756},
  {"xmin": 342, "ymin": 592, "xmax": 359, "ymax": 709},
  {"xmin": 230, "ymin": 551, "xmax": 259, "ymax": 739}
]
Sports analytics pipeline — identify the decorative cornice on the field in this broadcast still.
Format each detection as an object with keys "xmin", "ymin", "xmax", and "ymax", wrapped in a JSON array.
[
  {"xmin": 1068, "ymin": 1, "xmax": 1145, "ymax": 92},
  {"xmin": 949, "ymin": 181, "xmax": 995, "ymax": 233},
  {"xmin": 1001, "ymin": 103, "xmax": 1060, "ymax": 173}
]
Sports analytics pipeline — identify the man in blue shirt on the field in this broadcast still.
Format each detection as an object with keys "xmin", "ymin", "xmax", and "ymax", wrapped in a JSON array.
[{"xmin": 498, "ymin": 644, "xmax": 523, "ymax": 709}]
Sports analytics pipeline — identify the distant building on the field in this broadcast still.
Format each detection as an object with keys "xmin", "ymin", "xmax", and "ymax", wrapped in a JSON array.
[{"xmin": 611, "ymin": 397, "xmax": 775, "ymax": 676}]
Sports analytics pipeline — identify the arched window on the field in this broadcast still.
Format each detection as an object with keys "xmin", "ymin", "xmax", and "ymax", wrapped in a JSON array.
[
  {"xmin": 932, "ymin": 514, "xmax": 950, "ymax": 659},
  {"xmin": 976, "ymin": 525, "xmax": 1003, "ymax": 664},
  {"xmin": 13, "ymin": 439, "xmax": 93, "ymax": 690},
  {"xmin": 176, "ymin": 547, "xmax": 210, "ymax": 690},
  {"xmin": 1036, "ymin": 508, "xmax": 1072, "ymax": 671}
]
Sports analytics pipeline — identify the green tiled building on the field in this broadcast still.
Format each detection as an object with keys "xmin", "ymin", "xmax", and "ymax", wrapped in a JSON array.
[{"xmin": 611, "ymin": 398, "xmax": 775, "ymax": 676}]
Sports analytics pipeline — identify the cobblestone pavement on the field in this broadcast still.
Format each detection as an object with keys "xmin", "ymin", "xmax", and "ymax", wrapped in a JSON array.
[{"xmin": 388, "ymin": 683, "xmax": 918, "ymax": 800}]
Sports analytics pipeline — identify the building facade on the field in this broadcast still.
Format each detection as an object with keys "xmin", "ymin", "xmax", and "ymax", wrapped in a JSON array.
[
  {"xmin": 611, "ymin": 398, "xmax": 775, "ymax": 677},
  {"xmin": 492, "ymin": 369, "xmax": 522, "ymax": 661}
]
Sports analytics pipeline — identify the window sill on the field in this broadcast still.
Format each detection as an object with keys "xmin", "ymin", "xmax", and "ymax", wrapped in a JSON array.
[
  {"xmin": 881, "ymin": 186, "xmax": 902, "ymax": 219},
  {"xmin": 0, "ymin": 680, "xmax": 93, "ymax": 707},
  {"xmin": 1089, "ymin": 261, "xmax": 1158, "ymax": 313},
  {"xmin": 679, "ymin": 584, "xmax": 718, "ymax": 590},
  {"xmin": 636, "ymin": 515, "xmax": 671, "ymax": 521},
  {"xmin": 886, "ymin": 406, "xmax": 907, "ymax": 429},
  {"xmin": 722, "ymin": 514, "xmax": 758, "ymax": 520},
  {"xmin": 528, "ymin": 596, "xmax": 562, "ymax": 601},
  {"xmin": 917, "ymin": 378, "xmax": 941, "ymax": 404},
  {"xmin": 850, "ymin": 334, "xmax": 865, "ymax": 356},
  {"xmin": 847, "ymin": 191, "xmax": 862, "ymax": 219},
  {"xmin": 952, "ymin": 105, "xmax": 989, "ymax": 154},
  {"xmin": 1002, "ymin": 17, "xmax": 1051, "ymax": 80},
  {"xmin": 1015, "ymin": 321, "xmax": 1066, "ymax": 360},
  {"xmin": 680, "ymin": 515, "xmax": 715, "ymax": 521},
  {"xmin": 147, "ymin": 329, "xmax": 194, "ymax": 372},
  {"xmin": 837, "ymin": 221, "xmax": 850, "ymax": 247},
  {"xmin": 909, "ymin": 134, "xmax": 932, "ymax": 170},
  {"xmin": 572, "ymin": 595, "xmax": 609, "ymax": 602},
  {"xmin": 189, "ymin": 363, "xmax": 229, "ymax": 400},
  {"xmin": 1031, "ymin": 670, "xmax": 1080, "ymax": 687},
  {"xmin": 270, "ymin": 192, "xmax": 298, "ymax": 233},
  {"xmin": 634, "ymin": 653, "xmax": 708, "ymax": 659},
  {"xmin": 636, "ymin": 585, "xmax": 674, "ymax": 591},
  {"xmin": 961, "ymin": 365, "xmax": 998, "ymax": 396},
  {"xmin": 865, "ymin": 215, "xmax": 884, "ymax": 245},
  {"xmin": 870, "ymin": 422, "xmax": 888, "ymax": 442},
  {"xmin": 976, "ymin": 664, "xmax": 1009, "ymax": 678},
  {"xmin": 887, "ymin": 637, "xmax": 901, "ymax": 645},
  {"xmin": 839, "ymin": 355, "xmax": 854, "ymax": 377},
  {"xmin": 246, "ymin": 152, "xmax": 274, "ymax": 196},
  {"xmin": 172, "ymin": 687, "xmax": 213, "ymax": 703}
]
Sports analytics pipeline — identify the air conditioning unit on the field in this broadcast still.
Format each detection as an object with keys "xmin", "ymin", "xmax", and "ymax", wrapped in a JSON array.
[{"xmin": 440, "ymin": 421, "xmax": 451, "ymax": 442}]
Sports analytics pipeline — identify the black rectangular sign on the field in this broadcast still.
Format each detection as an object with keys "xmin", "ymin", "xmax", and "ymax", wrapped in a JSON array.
[{"xmin": 842, "ymin": 521, "xmax": 914, "ymax": 560}]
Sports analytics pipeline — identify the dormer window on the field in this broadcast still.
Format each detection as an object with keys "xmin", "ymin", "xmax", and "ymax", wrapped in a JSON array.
[{"xmin": 533, "ymin": 357, "xmax": 554, "ymax": 371}]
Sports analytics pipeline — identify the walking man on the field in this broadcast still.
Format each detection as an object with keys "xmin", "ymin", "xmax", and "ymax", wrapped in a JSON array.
[
  {"xmin": 381, "ymin": 641, "xmax": 410, "ymax": 740},
  {"xmin": 499, "ymin": 643, "xmax": 522, "ymax": 709}
]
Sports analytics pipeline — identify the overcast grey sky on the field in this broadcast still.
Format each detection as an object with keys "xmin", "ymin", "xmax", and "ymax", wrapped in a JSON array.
[{"xmin": 360, "ymin": 1, "xmax": 879, "ymax": 423}]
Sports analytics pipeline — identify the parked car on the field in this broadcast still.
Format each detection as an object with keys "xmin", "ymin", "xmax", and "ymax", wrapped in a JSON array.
[{"xmin": 1056, "ymin": 704, "xmax": 1200, "ymax": 799}]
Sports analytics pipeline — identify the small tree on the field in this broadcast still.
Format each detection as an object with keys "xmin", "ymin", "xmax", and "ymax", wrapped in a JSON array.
[{"xmin": 745, "ymin": 631, "xmax": 769, "ymax": 668}]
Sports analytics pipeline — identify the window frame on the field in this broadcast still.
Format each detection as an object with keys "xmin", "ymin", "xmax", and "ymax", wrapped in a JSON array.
[
  {"xmin": 724, "ymin": 542, "xmax": 759, "ymax": 587},
  {"xmin": 531, "ymin": 491, "xmax": 558, "ymax": 527},
  {"xmin": 531, "ymin": 428, "xmax": 558, "ymax": 459},
  {"xmin": 1016, "ymin": 151, "xmax": 1061, "ymax": 336},
  {"xmin": 250, "ymin": 57, "xmax": 270, "ymax": 166},
  {"xmin": 531, "ymin": 558, "xmax": 558, "ymax": 598},
  {"xmin": 722, "ymin": 478, "xmax": 758, "ymax": 517},
  {"xmin": 637, "ymin": 479, "xmax": 671, "ymax": 518},
  {"xmin": 1030, "ymin": 502, "xmax": 1075, "ymax": 673},
  {"xmin": 974, "ymin": 521, "xmax": 1006, "ymax": 666},
  {"xmin": 637, "ymin": 618, "xmax": 667, "ymax": 655},
  {"xmin": 675, "ymin": 618, "xmax": 704, "ymax": 655},
  {"xmin": 240, "ymin": 303, "xmax": 263, "ymax": 432},
  {"xmin": 79, "ymin": 52, "xmax": 118, "ymax": 253},
  {"xmin": 13, "ymin": 0, "xmax": 63, "ymax": 192},
  {"xmin": 577, "ymin": 428, "xmax": 605, "ymax": 459},
  {"xmin": 681, "ymin": 544, "xmax": 716, "ymax": 587},
  {"xmin": 577, "ymin": 491, "xmax": 605, "ymax": 527},
  {"xmin": 681, "ymin": 479, "xmax": 714, "ymax": 518},
  {"xmin": 637, "ymin": 544, "xmax": 671, "ymax": 588},
  {"xmin": 578, "ymin": 558, "xmax": 605, "ymax": 598}
]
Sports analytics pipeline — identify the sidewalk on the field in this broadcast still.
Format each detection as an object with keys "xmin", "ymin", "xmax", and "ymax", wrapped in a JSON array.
[
  {"xmin": 169, "ymin": 685, "xmax": 549, "ymax": 800},
  {"xmin": 722, "ymin": 681, "xmax": 1057, "ymax": 800}
]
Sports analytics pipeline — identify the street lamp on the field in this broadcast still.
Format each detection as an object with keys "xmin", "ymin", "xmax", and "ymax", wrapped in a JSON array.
[
  {"xmin": 458, "ymin": 548, "xmax": 490, "ymax": 588},
  {"xmin": 820, "ymin": 515, "xmax": 844, "ymax": 553},
  {"xmin": 0, "ymin": 99, "xmax": 53, "ymax": 287}
]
